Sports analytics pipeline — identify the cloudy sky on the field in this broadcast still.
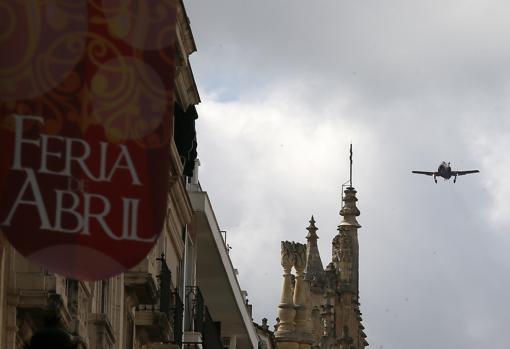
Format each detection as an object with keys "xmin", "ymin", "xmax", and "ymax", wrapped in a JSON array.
[{"xmin": 185, "ymin": 1, "xmax": 510, "ymax": 348}]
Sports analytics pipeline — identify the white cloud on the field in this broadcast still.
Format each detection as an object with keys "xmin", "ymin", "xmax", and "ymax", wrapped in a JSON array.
[
  {"xmin": 186, "ymin": 1, "xmax": 510, "ymax": 348},
  {"xmin": 194, "ymin": 82, "xmax": 510, "ymax": 348},
  {"xmin": 195, "ymin": 84, "xmax": 377, "ymax": 320},
  {"xmin": 466, "ymin": 124, "xmax": 510, "ymax": 230}
]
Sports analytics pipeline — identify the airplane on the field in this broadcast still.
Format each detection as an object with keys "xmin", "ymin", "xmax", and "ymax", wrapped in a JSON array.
[{"xmin": 412, "ymin": 161, "xmax": 479, "ymax": 183}]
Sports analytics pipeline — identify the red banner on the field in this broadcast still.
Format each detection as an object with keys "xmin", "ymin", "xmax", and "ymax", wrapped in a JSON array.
[{"xmin": 0, "ymin": 1, "xmax": 177, "ymax": 280}]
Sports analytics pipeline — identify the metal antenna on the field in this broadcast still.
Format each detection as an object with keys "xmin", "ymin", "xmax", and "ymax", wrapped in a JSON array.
[
  {"xmin": 341, "ymin": 144, "xmax": 354, "ymax": 207},
  {"xmin": 349, "ymin": 143, "xmax": 353, "ymax": 188}
]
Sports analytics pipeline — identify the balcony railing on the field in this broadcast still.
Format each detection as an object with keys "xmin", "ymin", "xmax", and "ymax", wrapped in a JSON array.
[
  {"xmin": 184, "ymin": 286, "xmax": 204, "ymax": 333},
  {"xmin": 202, "ymin": 307, "xmax": 223, "ymax": 349},
  {"xmin": 158, "ymin": 255, "xmax": 184, "ymax": 346},
  {"xmin": 184, "ymin": 286, "xmax": 222, "ymax": 349},
  {"xmin": 171, "ymin": 291, "xmax": 184, "ymax": 346},
  {"xmin": 132, "ymin": 255, "xmax": 184, "ymax": 344},
  {"xmin": 158, "ymin": 255, "xmax": 173, "ymax": 318}
]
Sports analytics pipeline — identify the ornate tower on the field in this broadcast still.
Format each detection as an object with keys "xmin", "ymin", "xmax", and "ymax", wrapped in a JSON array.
[
  {"xmin": 275, "ymin": 146, "xmax": 368, "ymax": 349},
  {"xmin": 330, "ymin": 186, "xmax": 367, "ymax": 349}
]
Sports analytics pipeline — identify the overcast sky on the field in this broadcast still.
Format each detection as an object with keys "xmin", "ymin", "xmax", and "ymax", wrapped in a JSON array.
[{"xmin": 185, "ymin": 1, "xmax": 510, "ymax": 348}]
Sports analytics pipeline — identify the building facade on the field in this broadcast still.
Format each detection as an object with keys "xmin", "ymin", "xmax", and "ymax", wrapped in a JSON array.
[
  {"xmin": 274, "ymin": 187, "xmax": 368, "ymax": 349},
  {"xmin": 0, "ymin": 2, "xmax": 257, "ymax": 349}
]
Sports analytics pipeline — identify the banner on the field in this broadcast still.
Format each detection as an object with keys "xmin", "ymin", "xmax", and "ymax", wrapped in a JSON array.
[{"xmin": 0, "ymin": 1, "xmax": 178, "ymax": 280}]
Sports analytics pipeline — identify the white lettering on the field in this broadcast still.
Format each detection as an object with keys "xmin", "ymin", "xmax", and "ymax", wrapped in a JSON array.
[
  {"xmin": 82, "ymin": 193, "xmax": 117, "ymax": 238},
  {"xmin": 121, "ymin": 198, "xmax": 155, "ymax": 242},
  {"xmin": 63, "ymin": 137, "xmax": 97, "ymax": 179},
  {"xmin": 107, "ymin": 145, "xmax": 141, "ymax": 185},
  {"xmin": 2, "ymin": 169, "xmax": 52, "ymax": 229},
  {"xmin": 6, "ymin": 114, "xmax": 152, "ymax": 242},
  {"xmin": 12, "ymin": 115, "xmax": 43, "ymax": 170},
  {"xmin": 53, "ymin": 190, "xmax": 83, "ymax": 233},
  {"xmin": 39, "ymin": 134, "xmax": 64, "ymax": 175},
  {"xmin": 66, "ymin": 177, "xmax": 88, "ymax": 193},
  {"xmin": 99, "ymin": 141, "xmax": 108, "ymax": 180}
]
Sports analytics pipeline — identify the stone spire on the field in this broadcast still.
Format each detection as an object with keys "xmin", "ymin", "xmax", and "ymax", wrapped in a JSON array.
[
  {"xmin": 340, "ymin": 144, "xmax": 361, "ymax": 229},
  {"xmin": 304, "ymin": 216, "xmax": 325, "ymax": 291},
  {"xmin": 331, "ymin": 186, "xmax": 362, "ymax": 301},
  {"xmin": 339, "ymin": 187, "xmax": 361, "ymax": 229}
]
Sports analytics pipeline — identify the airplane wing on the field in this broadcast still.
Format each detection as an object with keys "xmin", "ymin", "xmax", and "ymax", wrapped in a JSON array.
[
  {"xmin": 452, "ymin": 170, "xmax": 479, "ymax": 176},
  {"xmin": 412, "ymin": 171, "xmax": 437, "ymax": 176}
]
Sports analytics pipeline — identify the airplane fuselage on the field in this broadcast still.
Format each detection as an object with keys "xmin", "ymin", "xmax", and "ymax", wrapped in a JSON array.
[{"xmin": 437, "ymin": 161, "xmax": 452, "ymax": 179}]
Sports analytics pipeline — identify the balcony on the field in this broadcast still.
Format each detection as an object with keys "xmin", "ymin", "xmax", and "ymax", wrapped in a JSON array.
[
  {"xmin": 124, "ymin": 250, "xmax": 159, "ymax": 304},
  {"xmin": 135, "ymin": 304, "xmax": 172, "ymax": 343},
  {"xmin": 184, "ymin": 286, "xmax": 204, "ymax": 333},
  {"xmin": 189, "ymin": 191, "xmax": 258, "ymax": 349},
  {"xmin": 14, "ymin": 268, "xmax": 72, "ymax": 329},
  {"xmin": 134, "ymin": 256, "xmax": 184, "ymax": 345},
  {"xmin": 184, "ymin": 286, "xmax": 223, "ymax": 349},
  {"xmin": 164, "ymin": 291, "xmax": 183, "ymax": 345},
  {"xmin": 202, "ymin": 307, "xmax": 223, "ymax": 349}
]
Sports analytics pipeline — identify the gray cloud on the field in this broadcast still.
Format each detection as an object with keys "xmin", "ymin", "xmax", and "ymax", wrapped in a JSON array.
[
  {"xmin": 189, "ymin": 0, "xmax": 510, "ymax": 102},
  {"xmin": 186, "ymin": 1, "xmax": 510, "ymax": 348}
]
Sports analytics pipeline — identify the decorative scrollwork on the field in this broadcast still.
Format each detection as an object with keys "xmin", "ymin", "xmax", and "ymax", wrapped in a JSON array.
[
  {"xmin": 333, "ymin": 233, "xmax": 352, "ymax": 263},
  {"xmin": 1, "ymin": 1, "xmax": 176, "ymax": 148},
  {"xmin": 293, "ymin": 242, "xmax": 307, "ymax": 271},
  {"xmin": 281, "ymin": 241, "xmax": 295, "ymax": 271},
  {"xmin": 0, "ymin": 1, "xmax": 87, "ymax": 102}
]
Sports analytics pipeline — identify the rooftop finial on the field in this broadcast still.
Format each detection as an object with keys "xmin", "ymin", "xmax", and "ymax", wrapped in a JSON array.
[
  {"xmin": 306, "ymin": 215, "xmax": 318, "ymax": 241},
  {"xmin": 304, "ymin": 216, "xmax": 325, "ymax": 288}
]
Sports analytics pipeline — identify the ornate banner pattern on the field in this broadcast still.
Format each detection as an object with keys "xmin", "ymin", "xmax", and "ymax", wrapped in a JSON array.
[{"xmin": 0, "ymin": 1, "xmax": 178, "ymax": 280}]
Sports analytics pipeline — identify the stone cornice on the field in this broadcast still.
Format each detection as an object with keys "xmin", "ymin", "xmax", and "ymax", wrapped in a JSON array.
[
  {"xmin": 177, "ymin": 0, "xmax": 197, "ymax": 56},
  {"xmin": 175, "ymin": 0, "xmax": 200, "ymax": 110}
]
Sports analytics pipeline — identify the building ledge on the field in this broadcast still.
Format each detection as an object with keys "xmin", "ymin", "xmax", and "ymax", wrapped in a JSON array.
[
  {"xmin": 124, "ymin": 271, "xmax": 158, "ymax": 305},
  {"xmin": 183, "ymin": 331, "xmax": 203, "ymax": 349},
  {"xmin": 87, "ymin": 313, "xmax": 116, "ymax": 347},
  {"xmin": 135, "ymin": 307, "xmax": 171, "ymax": 343},
  {"xmin": 16, "ymin": 291, "xmax": 72, "ymax": 329},
  {"xmin": 147, "ymin": 344, "xmax": 181, "ymax": 349}
]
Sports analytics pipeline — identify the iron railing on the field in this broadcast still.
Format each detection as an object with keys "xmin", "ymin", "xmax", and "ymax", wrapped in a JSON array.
[
  {"xmin": 158, "ymin": 255, "xmax": 184, "ymax": 346},
  {"xmin": 202, "ymin": 307, "xmax": 223, "ymax": 349},
  {"xmin": 171, "ymin": 291, "xmax": 184, "ymax": 346},
  {"xmin": 185, "ymin": 286, "xmax": 204, "ymax": 333},
  {"xmin": 184, "ymin": 286, "xmax": 223, "ymax": 349},
  {"xmin": 158, "ymin": 255, "xmax": 172, "ymax": 318}
]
